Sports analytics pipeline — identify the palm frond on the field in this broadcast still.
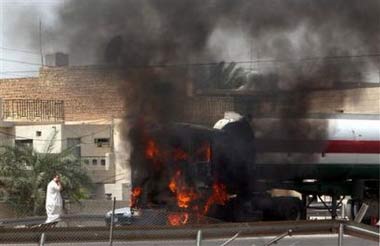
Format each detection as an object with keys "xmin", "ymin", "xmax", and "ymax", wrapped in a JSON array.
[
  {"xmin": 206, "ymin": 62, "xmax": 248, "ymax": 89},
  {"xmin": 0, "ymin": 142, "xmax": 93, "ymax": 216}
]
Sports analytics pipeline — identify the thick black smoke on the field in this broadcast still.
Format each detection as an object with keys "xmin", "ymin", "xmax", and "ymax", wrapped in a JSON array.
[
  {"xmin": 47, "ymin": 0, "xmax": 377, "ymax": 119},
  {"xmin": 47, "ymin": 0, "xmax": 379, "ymax": 203},
  {"xmin": 49, "ymin": 0, "xmax": 379, "ymax": 66},
  {"xmin": 48, "ymin": 0, "xmax": 380, "ymax": 97}
]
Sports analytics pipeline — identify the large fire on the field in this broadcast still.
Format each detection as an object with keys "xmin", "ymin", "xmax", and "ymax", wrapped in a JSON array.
[{"xmin": 134, "ymin": 137, "xmax": 229, "ymax": 225}]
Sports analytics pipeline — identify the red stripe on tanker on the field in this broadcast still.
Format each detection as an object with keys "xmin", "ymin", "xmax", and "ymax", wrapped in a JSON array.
[{"xmin": 216, "ymin": 115, "xmax": 380, "ymax": 165}]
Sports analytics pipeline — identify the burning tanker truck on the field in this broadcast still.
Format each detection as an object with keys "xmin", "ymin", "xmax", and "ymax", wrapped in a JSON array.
[{"xmin": 129, "ymin": 112, "xmax": 380, "ymax": 224}]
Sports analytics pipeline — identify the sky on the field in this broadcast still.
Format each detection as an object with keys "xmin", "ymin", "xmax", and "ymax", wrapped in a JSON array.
[
  {"xmin": 0, "ymin": 0, "xmax": 250, "ymax": 78},
  {"xmin": 0, "ymin": 0, "xmax": 62, "ymax": 78}
]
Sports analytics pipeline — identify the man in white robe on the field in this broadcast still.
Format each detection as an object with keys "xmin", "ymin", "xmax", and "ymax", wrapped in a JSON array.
[{"xmin": 45, "ymin": 174, "xmax": 63, "ymax": 223}]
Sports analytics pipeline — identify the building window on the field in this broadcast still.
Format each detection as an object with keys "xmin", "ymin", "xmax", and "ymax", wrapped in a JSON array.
[
  {"xmin": 36, "ymin": 131, "xmax": 42, "ymax": 137},
  {"xmin": 100, "ymin": 159, "xmax": 106, "ymax": 166},
  {"xmin": 67, "ymin": 138, "xmax": 81, "ymax": 158},
  {"xmin": 94, "ymin": 138, "xmax": 110, "ymax": 147},
  {"xmin": 83, "ymin": 159, "xmax": 89, "ymax": 165},
  {"xmin": 92, "ymin": 159, "xmax": 97, "ymax": 165},
  {"xmin": 15, "ymin": 139, "xmax": 33, "ymax": 149}
]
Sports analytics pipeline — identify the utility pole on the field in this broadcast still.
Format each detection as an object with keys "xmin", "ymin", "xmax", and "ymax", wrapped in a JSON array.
[
  {"xmin": 39, "ymin": 18, "xmax": 43, "ymax": 67},
  {"xmin": 378, "ymin": 57, "xmax": 380, "ymax": 83}
]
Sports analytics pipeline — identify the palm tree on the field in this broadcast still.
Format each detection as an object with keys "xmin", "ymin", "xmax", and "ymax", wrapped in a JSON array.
[
  {"xmin": 207, "ymin": 62, "xmax": 247, "ymax": 89},
  {"xmin": 0, "ymin": 142, "xmax": 93, "ymax": 217}
]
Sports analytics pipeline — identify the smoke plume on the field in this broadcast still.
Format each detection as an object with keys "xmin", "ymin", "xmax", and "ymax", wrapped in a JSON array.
[
  {"xmin": 48, "ymin": 0, "xmax": 380, "ymax": 92},
  {"xmin": 46, "ymin": 0, "xmax": 380, "ymax": 205},
  {"xmin": 48, "ymin": 0, "xmax": 379, "ymax": 65}
]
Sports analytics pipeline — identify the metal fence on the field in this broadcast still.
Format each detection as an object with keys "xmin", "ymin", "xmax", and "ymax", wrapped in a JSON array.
[{"xmin": 0, "ymin": 198, "xmax": 378, "ymax": 245}]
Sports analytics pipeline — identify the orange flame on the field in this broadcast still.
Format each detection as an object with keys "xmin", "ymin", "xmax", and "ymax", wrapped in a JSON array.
[
  {"xmin": 168, "ymin": 170, "xmax": 197, "ymax": 208},
  {"xmin": 131, "ymin": 187, "xmax": 142, "ymax": 208},
  {"xmin": 204, "ymin": 143, "xmax": 211, "ymax": 162},
  {"xmin": 145, "ymin": 139, "xmax": 159, "ymax": 159},
  {"xmin": 196, "ymin": 142, "xmax": 211, "ymax": 162},
  {"xmin": 169, "ymin": 170, "xmax": 181, "ymax": 193},
  {"xmin": 168, "ymin": 212, "xmax": 189, "ymax": 226},
  {"xmin": 177, "ymin": 190, "xmax": 197, "ymax": 208},
  {"xmin": 172, "ymin": 148, "xmax": 188, "ymax": 161},
  {"xmin": 204, "ymin": 183, "xmax": 229, "ymax": 214},
  {"xmin": 168, "ymin": 180, "xmax": 176, "ymax": 193}
]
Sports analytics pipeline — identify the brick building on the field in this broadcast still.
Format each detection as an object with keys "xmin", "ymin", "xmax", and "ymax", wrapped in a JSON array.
[
  {"xmin": 1, "ymin": 65, "xmax": 378, "ymax": 126},
  {"xmin": 0, "ymin": 66, "xmax": 130, "ymax": 200},
  {"xmin": 0, "ymin": 66, "xmax": 125, "ymax": 122}
]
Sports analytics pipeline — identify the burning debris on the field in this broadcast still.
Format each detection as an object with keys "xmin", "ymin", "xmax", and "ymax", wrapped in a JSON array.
[
  {"xmin": 167, "ymin": 212, "xmax": 189, "ymax": 226},
  {"xmin": 127, "ymin": 118, "xmax": 257, "ymax": 223},
  {"xmin": 131, "ymin": 129, "xmax": 230, "ymax": 219},
  {"xmin": 204, "ymin": 183, "xmax": 229, "ymax": 214},
  {"xmin": 131, "ymin": 187, "xmax": 142, "ymax": 208}
]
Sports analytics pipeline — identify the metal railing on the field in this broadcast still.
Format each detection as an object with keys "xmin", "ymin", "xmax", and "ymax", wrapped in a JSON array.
[
  {"xmin": 0, "ymin": 199, "xmax": 378, "ymax": 245},
  {"xmin": 2, "ymin": 99, "xmax": 64, "ymax": 122},
  {"xmin": 0, "ymin": 219, "xmax": 378, "ymax": 245}
]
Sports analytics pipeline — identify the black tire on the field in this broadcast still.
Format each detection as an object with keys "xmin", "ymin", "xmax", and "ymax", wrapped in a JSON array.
[{"xmin": 275, "ymin": 197, "xmax": 302, "ymax": 220}]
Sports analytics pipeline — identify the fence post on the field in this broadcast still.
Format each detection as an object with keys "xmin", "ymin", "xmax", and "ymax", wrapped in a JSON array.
[
  {"xmin": 264, "ymin": 229, "xmax": 292, "ymax": 246},
  {"xmin": 338, "ymin": 223, "xmax": 344, "ymax": 246},
  {"xmin": 39, "ymin": 232, "xmax": 46, "ymax": 246},
  {"xmin": 196, "ymin": 230, "xmax": 202, "ymax": 246},
  {"xmin": 109, "ymin": 197, "xmax": 116, "ymax": 246},
  {"xmin": 219, "ymin": 232, "xmax": 240, "ymax": 246},
  {"xmin": 354, "ymin": 203, "xmax": 369, "ymax": 223}
]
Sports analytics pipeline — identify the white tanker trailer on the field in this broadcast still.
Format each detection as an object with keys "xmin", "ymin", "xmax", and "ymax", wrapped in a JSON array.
[{"xmin": 211, "ymin": 113, "xmax": 380, "ymax": 222}]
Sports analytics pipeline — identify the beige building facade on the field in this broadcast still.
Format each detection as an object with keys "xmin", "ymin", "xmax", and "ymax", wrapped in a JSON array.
[{"xmin": 0, "ymin": 118, "xmax": 130, "ymax": 200}]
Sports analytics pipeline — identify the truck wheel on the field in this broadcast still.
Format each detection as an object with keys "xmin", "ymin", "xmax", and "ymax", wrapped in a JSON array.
[
  {"xmin": 275, "ymin": 197, "xmax": 302, "ymax": 220},
  {"xmin": 285, "ymin": 203, "xmax": 302, "ymax": 220}
]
